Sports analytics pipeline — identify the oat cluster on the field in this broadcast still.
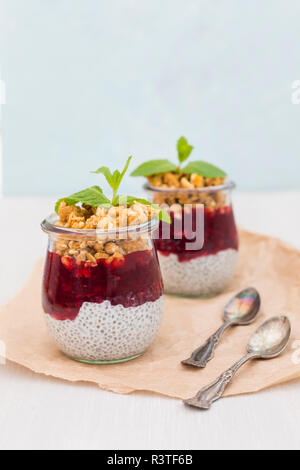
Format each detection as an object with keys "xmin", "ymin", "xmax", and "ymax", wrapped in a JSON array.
[
  {"xmin": 147, "ymin": 173, "xmax": 225, "ymax": 189},
  {"xmin": 53, "ymin": 201, "xmax": 156, "ymax": 264},
  {"xmin": 152, "ymin": 189, "xmax": 227, "ymax": 211},
  {"xmin": 56, "ymin": 201, "xmax": 157, "ymax": 230},
  {"xmin": 147, "ymin": 173, "xmax": 227, "ymax": 210},
  {"xmin": 55, "ymin": 237, "xmax": 149, "ymax": 266}
]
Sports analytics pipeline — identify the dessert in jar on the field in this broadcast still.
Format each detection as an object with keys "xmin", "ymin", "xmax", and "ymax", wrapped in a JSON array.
[
  {"xmin": 131, "ymin": 137, "xmax": 239, "ymax": 297},
  {"xmin": 41, "ymin": 158, "xmax": 166, "ymax": 364}
]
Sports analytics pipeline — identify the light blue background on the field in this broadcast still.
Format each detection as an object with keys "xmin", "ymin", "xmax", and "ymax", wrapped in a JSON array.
[{"xmin": 0, "ymin": 0, "xmax": 300, "ymax": 197}]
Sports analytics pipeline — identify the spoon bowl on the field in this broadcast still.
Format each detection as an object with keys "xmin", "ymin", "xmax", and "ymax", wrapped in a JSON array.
[
  {"xmin": 182, "ymin": 287, "xmax": 261, "ymax": 368},
  {"xmin": 184, "ymin": 315, "xmax": 292, "ymax": 410},
  {"xmin": 224, "ymin": 287, "xmax": 261, "ymax": 325},
  {"xmin": 247, "ymin": 316, "xmax": 291, "ymax": 359}
]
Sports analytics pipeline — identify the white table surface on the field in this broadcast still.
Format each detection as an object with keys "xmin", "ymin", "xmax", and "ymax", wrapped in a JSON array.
[{"xmin": 0, "ymin": 192, "xmax": 300, "ymax": 451}]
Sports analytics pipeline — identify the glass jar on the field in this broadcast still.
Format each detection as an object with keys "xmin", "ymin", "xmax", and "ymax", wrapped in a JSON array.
[
  {"xmin": 146, "ymin": 181, "xmax": 239, "ymax": 297},
  {"xmin": 41, "ymin": 215, "xmax": 164, "ymax": 364}
]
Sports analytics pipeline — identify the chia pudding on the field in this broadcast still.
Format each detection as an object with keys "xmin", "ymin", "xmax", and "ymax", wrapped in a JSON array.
[
  {"xmin": 45, "ymin": 298, "xmax": 164, "ymax": 363},
  {"xmin": 158, "ymin": 250, "xmax": 238, "ymax": 297},
  {"xmin": 42, "ymin": 189, "xmax": 165, "ymax": 363}
]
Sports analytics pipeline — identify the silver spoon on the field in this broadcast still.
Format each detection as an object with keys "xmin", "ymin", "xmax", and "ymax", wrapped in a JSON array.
[
  {"xmin": 184, "ymin": 316, "xmax": 291, "ymax": 410},
  {"xmin": 182, "ymin": 287, "xmax": 261, "ymax": 368}
]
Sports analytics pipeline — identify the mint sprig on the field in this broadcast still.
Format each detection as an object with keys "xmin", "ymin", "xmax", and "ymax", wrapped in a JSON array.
[
  {"xmin": 55, "ymin": 186, "xmax": 111, "ymax": 213},
  {"xmin": 55, "ymin": 158, "xmax": 171, "ymax": 224},
  {"xmin": 92, "ymin": 157, "xmax": 132, "ymax": 205},
  {"xmin": 131, "ymin": 136, "xmax": 227, "ymax": 179}
]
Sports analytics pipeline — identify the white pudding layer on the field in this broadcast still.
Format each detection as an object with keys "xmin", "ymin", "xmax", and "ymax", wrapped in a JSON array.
[
  {"xmin": 45, "ymin": 297, "xmax": 164, "ymax": 363},
  {"xmin": 158, "ymin": 249, "xmax": 238, "ymax": 297}
]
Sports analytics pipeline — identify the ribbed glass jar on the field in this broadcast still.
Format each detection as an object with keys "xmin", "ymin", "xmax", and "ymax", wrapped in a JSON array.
[
  {"xmin": 146, "ymin": 181, "xmax": 239, "ymax": 297},
  {"xmin": 41, "ymin": 215, "xmax": 164, "ymax": 364}
]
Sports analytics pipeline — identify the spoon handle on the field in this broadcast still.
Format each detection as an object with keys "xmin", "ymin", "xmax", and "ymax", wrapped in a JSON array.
[
  {"xmin": 184, "ymin": 353, "xmax": 255, "ymax": 409},
  {"xmin": 182, "ymin": 321, "xmax": 232, "ymax": 368}
]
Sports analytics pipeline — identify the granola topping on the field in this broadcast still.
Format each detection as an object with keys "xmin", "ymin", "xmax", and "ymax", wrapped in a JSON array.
[
  {"xmin": 147, "ymin": 173, "xmax": 227, "ymax": 210},
  {"xmin": 147, "ymin": 173, "xmax": 225, "ymax": 190},
  {"xmin": 56, "ymin": 201, "xmax": 156, "ymax": 230},
  {"xmin": 151, "ymin": 187, "xmax": 226, "ymax": 211},
  {"xmin": 53, "ymin": 201, "xmax": 155, "ymax": 263},
  {"xmin": 56, "ymin": 237, "xmax": 149, "ymax": 265}
]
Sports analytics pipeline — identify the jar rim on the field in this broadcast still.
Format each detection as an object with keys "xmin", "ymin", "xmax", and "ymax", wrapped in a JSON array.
[
  {"xmin": 144, "ymin": 179, "xmax": 236, "ymax": 194},
  {"xmin": 41, "ymin": 213, "xmax": 159, "ymax": 236}
]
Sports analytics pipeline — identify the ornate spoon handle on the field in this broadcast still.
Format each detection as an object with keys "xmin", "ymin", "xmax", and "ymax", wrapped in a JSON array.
[
  {"xmin": 184, "ymin": 353, "xmax": 256, "ymax": 409},
  {"xmin": 182, "ymin": 322, "xmax": 232, "ymax": 368}
]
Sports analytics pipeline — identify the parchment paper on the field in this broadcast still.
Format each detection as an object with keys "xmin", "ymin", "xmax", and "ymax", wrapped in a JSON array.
[{"xmin": 0, "ymin": 228, "xmax": 300, "ymax": 400}]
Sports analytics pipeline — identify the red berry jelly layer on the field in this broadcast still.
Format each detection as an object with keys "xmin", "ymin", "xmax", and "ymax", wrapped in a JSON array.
[
  {"xmin": 42, "ymin": 250, "xmax": 163, "ymax": 321},
  {"xmin": 155, "ymin": 205, "xmax": 238, "ymax": 262}
]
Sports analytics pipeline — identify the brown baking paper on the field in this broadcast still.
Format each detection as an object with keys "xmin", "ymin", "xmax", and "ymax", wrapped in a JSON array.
[{"xmin": 1, "ymin": 228, "xmax": 300, "ymax": 400}]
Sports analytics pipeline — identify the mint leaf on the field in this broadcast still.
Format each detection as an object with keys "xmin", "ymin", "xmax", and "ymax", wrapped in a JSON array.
[
  {"xmin": 177, "ymin": 137, "xmax": 194, "ymax": 164},
  {"xmin": 112, "ymin": 170, "xmax": 121, "ymax": 190},
  {"xmin": 111, "ymin": 156, "xmax": 132, "ymax": 191},
  {"xmin": 119, "ymin": 156, "xmax": 132, "ymax": 182},
  {"xmin": 116, "ymin": 195, "xmax": 171, "ymax": 224},
  {"xmin": 115, "ymin": 195, "xmax": 133, "ymax": 206},
  {"xmin": 93, "ymin": 157, "xmax": 132, "ymax": 205},
  {"xmin": 134, "ymin": 199, "xmax": 171, "ymax": 225},
  {"xmin": 182, "ymin": 161, "xmax": 227, "ymax": 178},
  {"xmin": 131, "ymin": 160, "xmax": 177, "ymax": 177},
  {"xmin": 117, "ymin": 195, "xmax": 150, "ymax": 207},
  {"xmin": 55, "ymin": 196, "xmax": 78, "ymax": 213},
  {"xmin": 156, "ymin": 207, "xmax": 172, "ymax": 224},
  {"xmin": 91, "ymin": 166, "xmax": 114, "ymax": 188},
  {"xmin": 55, "ymin": 186, "xmax": 111, "ymax": 213},
  {"xmin": 112, "ymin": 156, "xmax": 132, "ymax": 204}
]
